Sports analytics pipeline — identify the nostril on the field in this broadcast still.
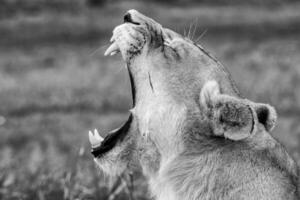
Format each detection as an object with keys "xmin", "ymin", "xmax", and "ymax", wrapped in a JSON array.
[
  {"xmin": 123, "ymin": 12, "xmax": 140, "ymax": 25},
  {"xmin": 124, "ymin": 13, "xmax": 132, "ymax": 23}
]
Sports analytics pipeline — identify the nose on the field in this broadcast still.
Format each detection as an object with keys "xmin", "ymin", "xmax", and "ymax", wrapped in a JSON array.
[{"xmin": 124, "ymin": 12, "xmax": 132, "ymax": 23}]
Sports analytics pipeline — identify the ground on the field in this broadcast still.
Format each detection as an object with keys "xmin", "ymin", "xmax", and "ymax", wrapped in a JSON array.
[{"xmin": 0, "ymin": 1, "xmax": 300, "ymax": 200}]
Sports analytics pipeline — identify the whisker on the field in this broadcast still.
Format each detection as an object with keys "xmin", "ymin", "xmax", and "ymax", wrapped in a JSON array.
[
  {"xmin": 183, "ymin": 28, "xmax": 187, "ymax": 38},
  {"xmin": 195, "ymin": 29, "xmax": 208, "ymax": 43},
  {"xmin": 191, "ymin": 18, "xmax": 199, "ymax": 41},
  {"xmin": 187, "ymin": 22, "xmax": 192, "ymax": 39},
  {"xmin": 186, "ymin": 18, "xmax": 199, "ymax": 41},
  {"xmin": 89, "ymin": 43, "xmax": 110, "ymax": 57}
]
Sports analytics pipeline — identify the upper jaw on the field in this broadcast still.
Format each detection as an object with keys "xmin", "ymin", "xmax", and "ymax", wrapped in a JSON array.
[{"xmin": 104, "ymin": 10, "xmax": 166, "ymax": 61}]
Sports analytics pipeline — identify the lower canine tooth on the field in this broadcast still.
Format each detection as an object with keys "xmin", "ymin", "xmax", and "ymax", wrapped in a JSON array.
[
  {"xmin": 94, "ymin": 129, "xmax": 104, "ymax": 142},
  {"xmin": 89, "ymin": 130, "xmax": 98, "ymax": 147},
  {"xmin": 88, "ymin": 130, "xmax": 102, "ymax": 148}
]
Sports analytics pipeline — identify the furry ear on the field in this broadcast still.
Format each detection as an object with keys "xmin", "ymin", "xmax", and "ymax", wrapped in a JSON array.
[
  {"xmin": 200, "ymin": 81, "xmax": 257, "ymax": 141},
  {"xmin": 200, "ymin": 80, "xmax": 220, "ymax": 109},
  {"xmin": 252, "ymin": 103, "xmax": 277, "ymax": 132},
  {"xmin": 212, "ymin": 99, "xmax": 257, "ymax": 140}
]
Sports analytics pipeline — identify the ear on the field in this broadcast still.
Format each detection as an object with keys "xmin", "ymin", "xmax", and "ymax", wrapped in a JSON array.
[
  {"xmin": 213, "ymin": 99, "xmax": 257, "ymax": 140},
  {"xmin": 200, "ymin": 80, "xmax": 257, "ymax": 141},
  {"xmin": 252, "ymin": 103, "xmax": 277, "ymax": 132},
  {"xmin": 200, "ymin": 80, "xmax": 220, "ymax": 109}
]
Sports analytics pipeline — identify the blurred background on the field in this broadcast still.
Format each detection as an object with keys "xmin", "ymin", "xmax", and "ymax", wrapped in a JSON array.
[{"xmin": 0, "ymin": 0, "xmax": 300, "ymax": 199}]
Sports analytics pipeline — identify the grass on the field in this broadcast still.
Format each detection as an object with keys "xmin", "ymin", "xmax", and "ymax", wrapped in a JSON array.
[{"xmin": 0, "ymin": 1, "xmax": 300, "ymax": 199}]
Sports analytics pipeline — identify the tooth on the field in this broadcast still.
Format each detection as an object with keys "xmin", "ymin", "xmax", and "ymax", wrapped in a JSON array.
[
  {"xmin": 94, "ymin": 129, "xmax": 104, "ymax": 142},
  {"xmin": 89, "ymin": 130, "xmax": 96, "ymax": 147},
  {"xmin": 110, "ymin": 51, "xmax": 118, "ymax": 56},
  {"xmin": 88, "ymin": 130, "xmax": 102, "ymax": 148},
  {"xmin": 104, "ymin": 42, "xmax": 119, "ymax": 56}
]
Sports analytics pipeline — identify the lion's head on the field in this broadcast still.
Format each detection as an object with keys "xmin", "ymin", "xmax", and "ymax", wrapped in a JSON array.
[
  {"xmin": 88, "ymin": 10, "xmax": 298, "ymax": 200},
  {"xmin": 90, "ymin": 9, "xmax": 281, "ymax": 173},
  {"xmin": 100, "ymin": 10, "xmax": 243, "ymax": 159},
  {"xmin": 101, "ymin": 9, "xmax": 277, "ymax": 154}
]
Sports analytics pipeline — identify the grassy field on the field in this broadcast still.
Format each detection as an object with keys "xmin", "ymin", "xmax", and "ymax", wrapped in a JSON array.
[{"xmin": 0, "ymin": 1, "xmax": 300, "ymax": 199}]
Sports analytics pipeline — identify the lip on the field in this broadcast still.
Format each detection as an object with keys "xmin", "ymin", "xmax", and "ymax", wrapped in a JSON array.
[{"xmin": 91, "ymin": 114, "xmax": 133, "ymax": 158}]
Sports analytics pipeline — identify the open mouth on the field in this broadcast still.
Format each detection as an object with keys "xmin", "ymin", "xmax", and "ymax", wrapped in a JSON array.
[
  {"xmin": 89, "ymin": 114, "xmax": 133, "ymax": 158},
  {"xmin": 89, "ymin": 10, "xmax": 145, "ymax": 158},
  {"xmin": 89, "ymin": 12, "xmax": 140, "ymax": 157}
]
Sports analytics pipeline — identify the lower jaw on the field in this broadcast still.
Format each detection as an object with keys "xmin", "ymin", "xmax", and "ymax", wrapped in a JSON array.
[{"xmin": 91, "ymin": 114, "xmax": 134, "ymax": 158}]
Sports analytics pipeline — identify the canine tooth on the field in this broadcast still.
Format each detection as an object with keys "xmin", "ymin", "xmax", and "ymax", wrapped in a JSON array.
[
  {"xmin": 94, "ymin": 129, "xmax": 104, "ymax": 142},
  {"xmin": 104, "ymin": 42, "xmax": 119, "ymax": 56},
  {"xmin": 88, "ymin": 130, "xmax": 102, "ymax": 148},
  {"xmin": 89, "ymin": 130, "xmax": 96, "ymax": 147},
  {"xmin": 110, "ymin": 51, "xmax": 118, "ymax": 56}
]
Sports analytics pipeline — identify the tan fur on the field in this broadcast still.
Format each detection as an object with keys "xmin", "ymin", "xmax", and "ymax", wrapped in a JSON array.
[{"xmin": 93, "ymin": 10, "xmax": 299, "ymax": 200}]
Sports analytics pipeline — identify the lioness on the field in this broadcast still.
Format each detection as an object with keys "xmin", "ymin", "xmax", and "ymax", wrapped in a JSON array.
[{"xmin": 88, "ymin": 10, "xmax": 299, "ymax": 200}]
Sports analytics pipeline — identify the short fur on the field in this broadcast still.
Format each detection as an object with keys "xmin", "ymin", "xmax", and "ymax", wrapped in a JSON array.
[{"xmin": 93, "ymin": 10, "xmax": 299, "ymax": 200}]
